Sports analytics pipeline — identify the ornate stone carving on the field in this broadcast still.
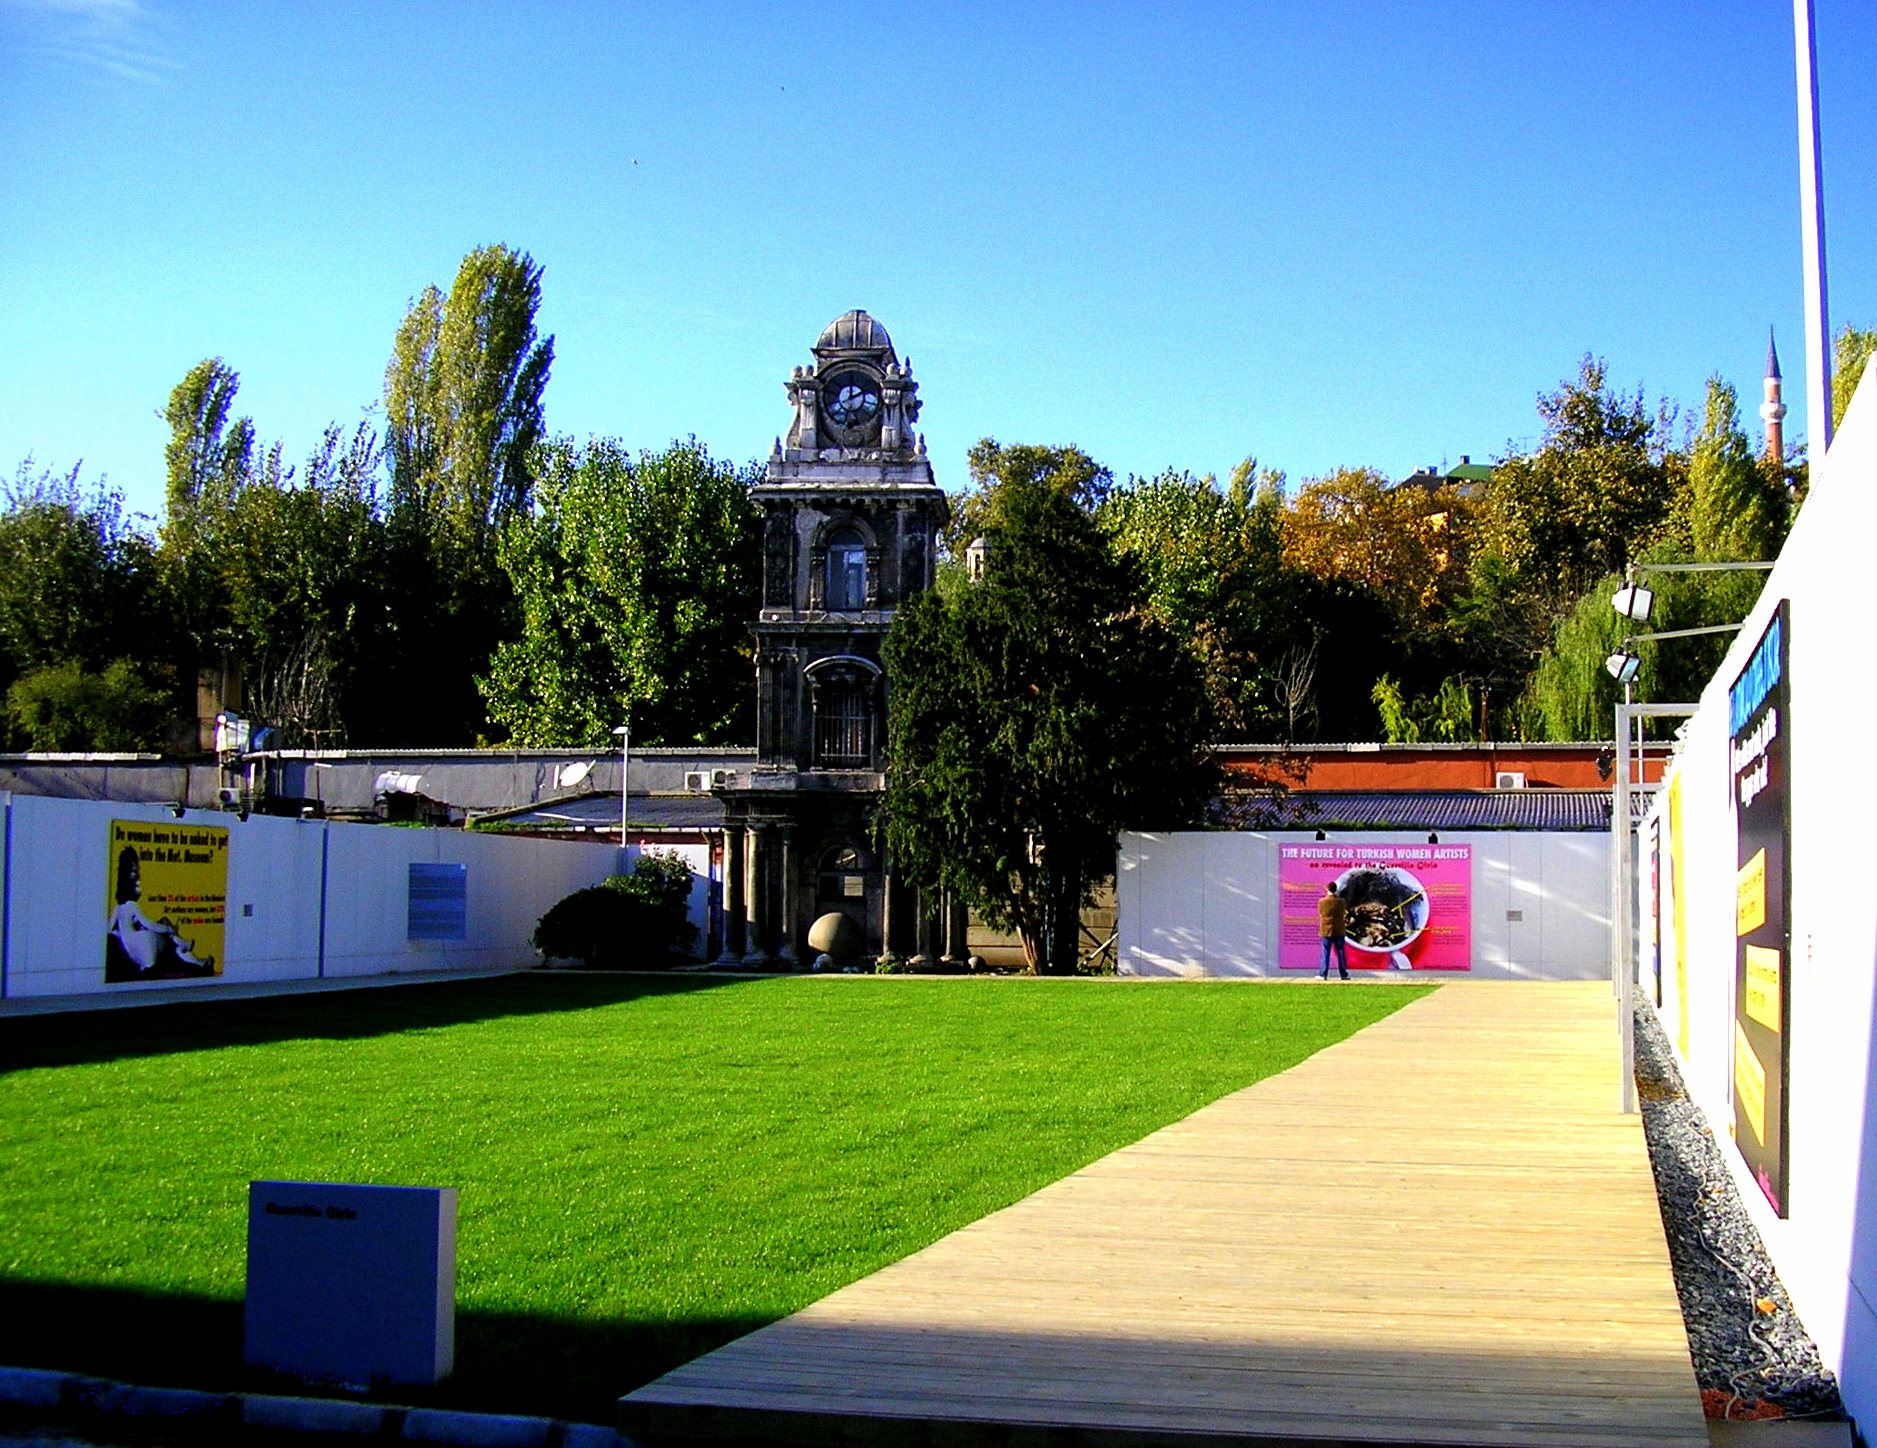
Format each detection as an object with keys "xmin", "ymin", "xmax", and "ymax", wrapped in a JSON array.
[{"xmin": 763, "ymin": 514, "xmax": 793, "ymax": 607}]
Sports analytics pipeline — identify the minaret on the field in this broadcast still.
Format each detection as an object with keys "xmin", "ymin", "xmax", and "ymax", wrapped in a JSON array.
[{"xmin": 1760, "ymin": 329, "xmax": 1787, "ymax": 463}]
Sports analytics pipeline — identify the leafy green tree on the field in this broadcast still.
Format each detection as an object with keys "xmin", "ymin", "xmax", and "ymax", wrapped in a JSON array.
[
  {"xmin": 1518, "ymin": 377, "xmax": 1781, "ymax": 740},
  {"xmin": 5, "ymin": 658, "xmax": 170, "ymax": 752},
  {"xmin": 153, "ymin": 353, "xmax": 400, "ymax": 749},
  {"xmin": 1474, "ymin": 356, "xmax": 1673, "ymax": 613},
  {"xmin": 947, "ymin": 440, "xmax": 1111, "ymax": 554},
  {"xmin": 212, "ymin": 424, "xmax": 393, "ymax": 745},
  {"xmin": 1370, "ymin": 674, "xmax": 1478, "ymax": 744},
  {"xmin": 1447, "ymin": 356, "xmax": 1681, "ymax": 733},
  {"xmin": 1688, "ymin": 377, "xmax": 1785, "ymax": 564},
  {"xmin": 1517, "ymin": 580, "xmax": 1630, "ymax": 742},
  {"xmin": 884, "ymin": 459, "xmax": 1215, "ymax": 975},
  {"xmin": 1100, "ymin": 463, "xmax": 1318, "ymax": 741},
  {"xmin": 0, "ymin": 460, "xmax": 160, "ymax": 700},
  {"xmin": 1834, "ymin": 322, "xmax": 1876, "ymax": 429},
  {"xmin": 482, "ymin": 438, "xmax": 760, "ymax": 747}
]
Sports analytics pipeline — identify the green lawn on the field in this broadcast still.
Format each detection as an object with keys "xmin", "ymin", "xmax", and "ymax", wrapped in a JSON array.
[{"xmin": 0, "ymin": 974, "xmax": 1429, "ymax": 1422}]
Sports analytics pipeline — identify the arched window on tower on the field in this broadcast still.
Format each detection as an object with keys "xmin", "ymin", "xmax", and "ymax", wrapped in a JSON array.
[
  {"xmin": 807, "ymin": 657, "xmax": 879, "ymax": 769},
  {"xmin": 826, "ymin": 529, "xmax": 868, "ymax": 611}
]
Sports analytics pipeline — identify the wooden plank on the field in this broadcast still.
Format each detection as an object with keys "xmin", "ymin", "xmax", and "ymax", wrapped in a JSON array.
[{"xmin": 619, "ymin": 982, "xmax": 1707, "ymax": 1448}]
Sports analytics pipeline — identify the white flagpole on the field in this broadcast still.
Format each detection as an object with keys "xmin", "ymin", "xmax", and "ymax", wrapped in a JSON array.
[{"xmin": 1794, "ymin": 0, "xmax": 1832, "ymax": 458}]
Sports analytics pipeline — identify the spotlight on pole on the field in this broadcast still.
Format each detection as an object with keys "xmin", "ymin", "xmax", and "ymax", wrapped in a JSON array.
[
  {"xmin": 1611, "ymin": 583, "xmax": 1653, "ymax": 621},
  {"xmin": 1604, "ymin": 650, "xmax": 1641, "ymax": 685}
]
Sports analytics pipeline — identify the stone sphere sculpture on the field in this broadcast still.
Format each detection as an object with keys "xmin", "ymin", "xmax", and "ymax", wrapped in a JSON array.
[{"xmin": 807, "ymin": 911, "xmax": 864, "ymax": 965}]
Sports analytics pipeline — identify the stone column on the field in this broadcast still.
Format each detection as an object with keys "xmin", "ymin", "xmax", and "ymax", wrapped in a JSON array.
[
  {"xmin": 776, "ymin": 824, "xmax": 800, "ymax": 967},
  {"xmin": 914, "ymin": 886, "xmax": 939, "ymax": 963},
  {"xmin": 743, "ymin": 824, "xmax": 768, "ymax": 966},
  {"xmin": 717, "ymin": 825, "xmax": 745, "ymax": 965},
  {"xmin": 878, "ymin": 854, "xmax": 897, "ymax": 959},
  {"xmin": 941, "ymin": 890, "xmax": 969, "ymax": 971}
]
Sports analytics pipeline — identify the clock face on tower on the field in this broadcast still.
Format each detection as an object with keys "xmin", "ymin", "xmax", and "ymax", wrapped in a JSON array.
[{"xmin": 822, "ymin": 370, "xmax": 882, "ymax": 440}]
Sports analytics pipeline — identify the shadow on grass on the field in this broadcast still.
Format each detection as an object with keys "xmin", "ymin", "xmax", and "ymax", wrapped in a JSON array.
[
  {"xmin": 0, "ymin": 1278, "xmax": 761, "ymax": 1425},
  {"xmin": 0, "ymin": 972, "xmax": 761, "ymax": 1076}
]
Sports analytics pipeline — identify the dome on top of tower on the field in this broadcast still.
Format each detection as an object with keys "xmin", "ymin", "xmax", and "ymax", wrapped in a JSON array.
[{"xmin": 815, "ymin": 310, "xmax": 895, "ymax": 359}]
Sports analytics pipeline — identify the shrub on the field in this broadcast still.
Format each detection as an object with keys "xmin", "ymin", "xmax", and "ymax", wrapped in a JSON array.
[
  {"xmin": 533, "ymin": 851, "xmax": 697, "ymax": 968},
  {"xmin": 532, "ymin": 886, "xmax": 621, "ymax": 967}
]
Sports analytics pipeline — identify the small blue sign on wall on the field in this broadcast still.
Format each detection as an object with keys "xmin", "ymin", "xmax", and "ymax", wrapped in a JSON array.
[{"xmin": 407, "ymin": 863, "xmax": 467, "ymax": 942}]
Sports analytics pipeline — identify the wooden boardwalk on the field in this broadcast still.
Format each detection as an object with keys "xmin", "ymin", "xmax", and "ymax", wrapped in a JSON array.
[{"xmin": 619, "ymin": 982, "xmax": 1706, "ymax": 1447}]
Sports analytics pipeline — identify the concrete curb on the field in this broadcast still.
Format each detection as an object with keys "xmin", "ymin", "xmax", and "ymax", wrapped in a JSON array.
[{"xmin": 0, "ymin": 1367, "xmax": 637, "ymax": 1448}]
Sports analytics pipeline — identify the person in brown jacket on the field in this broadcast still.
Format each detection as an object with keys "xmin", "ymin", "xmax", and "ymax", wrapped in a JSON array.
[{"xmin": 1317, "ymin": 883, "xmax": 1350, "ymax": 980}]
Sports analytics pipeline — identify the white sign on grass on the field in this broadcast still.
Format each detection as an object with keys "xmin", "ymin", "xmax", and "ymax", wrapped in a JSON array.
[{"xmin": 245, "ymin": 1180, "xmax": 456, "ymax": 1388}]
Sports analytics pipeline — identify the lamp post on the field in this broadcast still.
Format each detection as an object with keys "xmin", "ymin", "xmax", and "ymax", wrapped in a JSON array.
[
  {"xmin": 612, "ymin": 724, "xmax": 630, "ymax": 846},
  {"xmin": 1602, "ymin": 563, "xmax": 1772, "ymax": 1113}
]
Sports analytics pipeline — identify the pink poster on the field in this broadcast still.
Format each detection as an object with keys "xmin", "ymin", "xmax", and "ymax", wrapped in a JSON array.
[{"xmin": 1279, "ymin": 842, "xmax": 1473, "ymax": 971}]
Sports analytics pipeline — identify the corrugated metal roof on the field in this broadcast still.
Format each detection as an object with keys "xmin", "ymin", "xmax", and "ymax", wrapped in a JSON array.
[
  {"xmin": 481, "ymin": 787, "xmax": 1639, "ymax": 835},
  {"xmin": 474, "ymin": 792, "xmax": 725, "ymax": 832},
  {"xmin": 1213, "ymin": 789, "xmax": 1641, "ymax": 832}
]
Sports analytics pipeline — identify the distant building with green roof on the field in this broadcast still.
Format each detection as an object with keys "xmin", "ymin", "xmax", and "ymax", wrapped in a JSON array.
[{"xmin": 1395, "ymin": 454, "xmax": 1491, "ymax": 498}]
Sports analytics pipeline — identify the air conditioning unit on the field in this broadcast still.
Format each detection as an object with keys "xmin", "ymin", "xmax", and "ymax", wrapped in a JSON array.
[
  {"xmin": 1494, "ymin": 771, "xmax": 1527, "ymax": 790},
  {"xmin": 685, "ymin": 769, "xmax": 732, "ymax": 792},
  {"xmin": 216, "ymin": 787, "xmax": 243, "ymax": 808}
]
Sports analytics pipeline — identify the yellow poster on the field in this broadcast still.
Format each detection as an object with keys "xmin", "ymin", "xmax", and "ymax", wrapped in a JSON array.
[
  {"xmin": 1669, "ymin": 774, "xmax": 1689, "ymax": 1056},
  {"xmin": 1744, "ymin": 946, "xmax": 1782, "ymax": 1032},
  {"xmin": 104, "ymin": 818, "xmax": 228, "ymax": 983},
  {"xmin": 1734, "ymin": 1022, "xmax": 1767, "ymax": 1145},
  {"xmin": 1737, "ymin": 848, "xmax": 1767, "ymax": 937}
]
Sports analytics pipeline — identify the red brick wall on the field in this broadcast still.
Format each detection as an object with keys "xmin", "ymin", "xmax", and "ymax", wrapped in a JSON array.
[{"xmin": 1219, "ymin": 745, "xmax": 1666, "ymax": 790}]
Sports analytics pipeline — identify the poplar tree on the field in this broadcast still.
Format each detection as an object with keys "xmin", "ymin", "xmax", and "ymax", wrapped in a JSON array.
[
  {"xmin": 379, "ymin": 244, "xmax": 554, "ymax": 742},
  {"xmin": 383, "ymin": 244, "xmax": 553, "ymax": 534},
  {"xmin": 162, "ymin": 357, "xmax": 254, "ymax": 523}
]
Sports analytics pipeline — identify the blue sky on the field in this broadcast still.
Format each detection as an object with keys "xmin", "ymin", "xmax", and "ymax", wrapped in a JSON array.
[{"xmin": 1, "ymin": 1, "xmax": 1871, "ymax": 521}]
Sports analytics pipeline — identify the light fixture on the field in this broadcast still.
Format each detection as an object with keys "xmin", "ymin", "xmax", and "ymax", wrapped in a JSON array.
[
  {"xmin": 168, "ymin": 803, "xmax": 186, "ymax": 819},
  {"xmin": 1604, "ymin": 650, "xmax": 1641, "ymax": 685},
  {"xmin": 1611, "ymin": 583, "xmax": 1653, "ymax": 621},
  {"xmin": 1314, "ymin": 830, "xmax": 1327, "ymax": 842},
  {"xmin": 1427, "ymin": 832, "xmax": 1440, "ymax": 845},
  {"xmin": 612, "ymin": 723, "xmax": 630, "ymax": 841}
]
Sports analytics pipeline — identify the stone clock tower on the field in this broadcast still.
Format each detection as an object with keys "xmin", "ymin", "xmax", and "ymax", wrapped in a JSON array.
[{"xmin": 716, "ymin": 311, "xmax": 957, "ymax": 966}]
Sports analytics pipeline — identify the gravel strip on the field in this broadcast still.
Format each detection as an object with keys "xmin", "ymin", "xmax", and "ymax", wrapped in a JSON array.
[{"xmin": 1634, "ymin": 1003, "xmax": 1844, "ymax": 1420}]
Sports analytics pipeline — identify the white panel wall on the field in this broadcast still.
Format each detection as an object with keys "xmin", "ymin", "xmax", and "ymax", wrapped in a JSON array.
[
  {"xmin": 0, "ymin": 797, "xmax": 619, "ymax": 999},
  {"xmin": 1541, "ymin": 832, "xmax": 1610, "ymax": 979},
  {"xmin": 1117, "ymin": 830, "xmax": 1611, "ymax": 980},
  {"xmin": 1642, "ymin": 369, "xmax": 1877, "ymax": 1428}
]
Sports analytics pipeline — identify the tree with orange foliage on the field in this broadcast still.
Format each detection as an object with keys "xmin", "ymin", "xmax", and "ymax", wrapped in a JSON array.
[{"xmin": 1281, "ymin": 466, "xmax": 1474, "ymax": 632}]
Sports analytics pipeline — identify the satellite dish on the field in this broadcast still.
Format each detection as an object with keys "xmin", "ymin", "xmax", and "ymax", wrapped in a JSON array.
[{"xmin": 557, "ymin": 760, "xmax": 594, "ymax": 788}]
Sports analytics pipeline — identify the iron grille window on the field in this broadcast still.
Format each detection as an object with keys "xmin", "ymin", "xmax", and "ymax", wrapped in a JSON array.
[{"xmin": 816, "ymin": 680, "xmax": 872, "ymax": 767}]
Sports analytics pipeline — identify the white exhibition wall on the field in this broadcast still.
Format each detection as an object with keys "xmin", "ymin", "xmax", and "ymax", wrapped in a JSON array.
[
  {"xmin": 1641, "ymin": 370, "xmax": 1877, "ymax": 1428},
  {"xmin": 0, "ymin": 794, "xmax": 621, "ymax": 998},
  {"xmin": 1118, "ymin": 830, "xmax": 1609, "ymax": 979}
]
